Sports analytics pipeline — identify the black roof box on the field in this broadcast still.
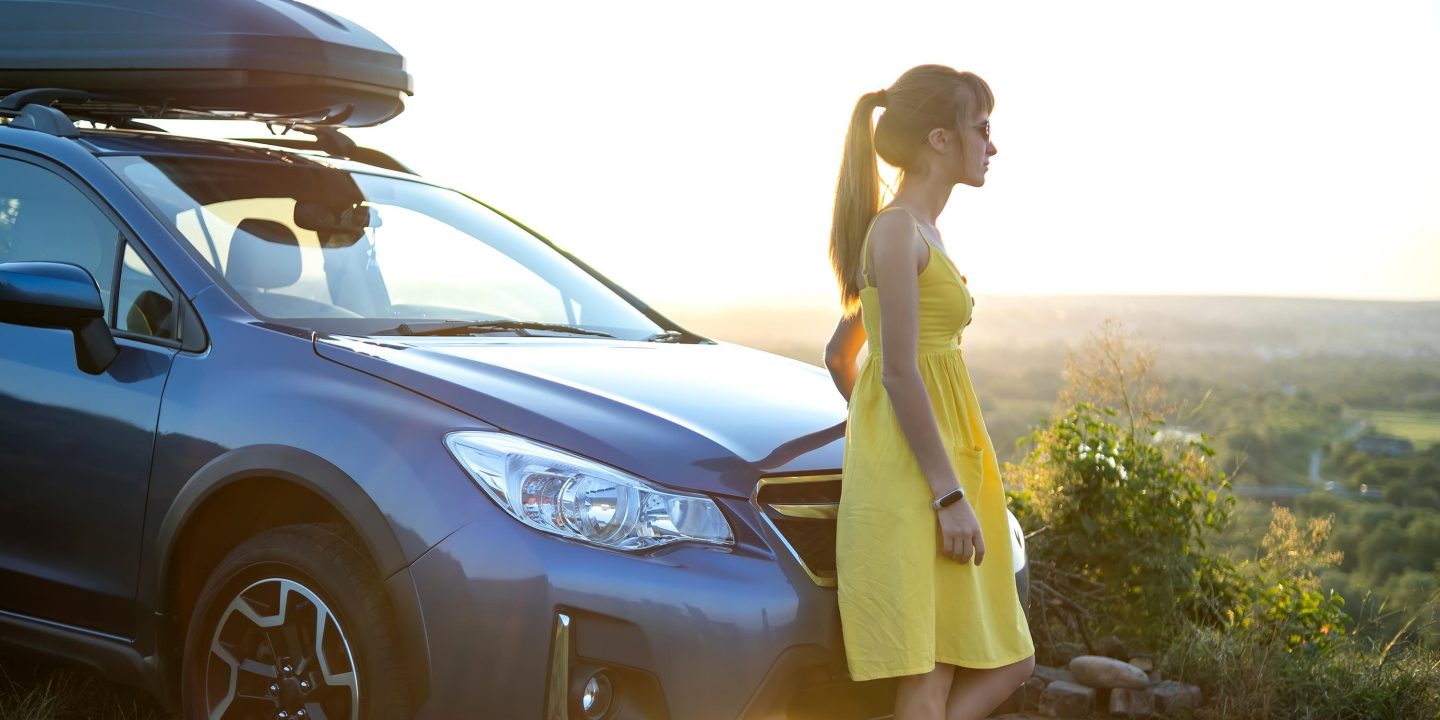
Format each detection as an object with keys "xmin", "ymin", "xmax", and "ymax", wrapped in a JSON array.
[{"xmin": 0, "ymin": 0, "xmax": 412, "ymax": 127}]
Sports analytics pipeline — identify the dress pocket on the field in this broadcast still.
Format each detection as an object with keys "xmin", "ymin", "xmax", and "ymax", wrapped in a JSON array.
[{"xmin": 949, "ymin": 444, "xmax": 985, "ymax": 496}]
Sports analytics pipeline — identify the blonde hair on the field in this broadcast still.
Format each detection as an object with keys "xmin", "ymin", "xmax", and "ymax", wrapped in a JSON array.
[{"xmin": 828, "ymin": 64, "xmax": 994, "ymax": 316}]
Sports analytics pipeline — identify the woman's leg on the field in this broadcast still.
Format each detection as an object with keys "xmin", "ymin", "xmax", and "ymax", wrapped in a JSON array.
[
  {"xmin": 894, "ymin": 663, "xmax": 956, "ymax": 720},
  {"xmin": 944, "ymin": 655, "xmax": 1036, "ymax": 720}
]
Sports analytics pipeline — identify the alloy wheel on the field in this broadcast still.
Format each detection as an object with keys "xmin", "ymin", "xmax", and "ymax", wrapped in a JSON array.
[{"xmin": 201, "ymin": 577, "xmax": 360, "ymax": 720}]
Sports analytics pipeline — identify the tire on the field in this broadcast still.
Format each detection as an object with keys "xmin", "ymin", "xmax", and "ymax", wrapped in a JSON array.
[{"xmin": 181, "ymin": 523, "xmax": 411, "ymax": 720}]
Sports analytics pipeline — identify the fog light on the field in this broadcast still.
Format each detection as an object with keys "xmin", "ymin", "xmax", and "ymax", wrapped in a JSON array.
[{"xmin": 581, "ymin": 672, "xmax": 613, "ymax": 719}]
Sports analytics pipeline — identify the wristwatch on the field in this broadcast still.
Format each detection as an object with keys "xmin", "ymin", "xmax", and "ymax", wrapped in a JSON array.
[{"xmin": 931, "ymin": 486, "xmax": 965, "ymax": 510}]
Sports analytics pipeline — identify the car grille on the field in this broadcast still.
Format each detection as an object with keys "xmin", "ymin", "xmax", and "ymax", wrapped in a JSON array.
[{"xmin": 753, "ymin": 473, "xmax": 841, "ymax": 587}]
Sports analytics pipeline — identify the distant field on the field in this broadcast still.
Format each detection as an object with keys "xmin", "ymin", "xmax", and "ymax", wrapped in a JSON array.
[{"xmin": 1359, "ymin": 409, "xmax": 1440, "ymax": 450}]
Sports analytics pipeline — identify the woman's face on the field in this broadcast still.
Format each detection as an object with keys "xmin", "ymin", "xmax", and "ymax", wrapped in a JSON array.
[{"xmin": 955, "ymin": 112, "xmax": 997, "ymax": 188}]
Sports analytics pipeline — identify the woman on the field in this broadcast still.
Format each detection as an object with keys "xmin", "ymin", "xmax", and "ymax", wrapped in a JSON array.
[{"xmin": 825, "ymin": 65, "xmax": 1036, "ymax": 720}]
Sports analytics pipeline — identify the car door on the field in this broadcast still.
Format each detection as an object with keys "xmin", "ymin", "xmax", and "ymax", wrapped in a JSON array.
[{"xmin": 0, "ymin": 153, "xmax": 180, "ymax": 638}]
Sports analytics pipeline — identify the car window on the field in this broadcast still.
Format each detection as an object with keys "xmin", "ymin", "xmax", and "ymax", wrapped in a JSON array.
[
  {"xmin": 172, "ymin": 197, "xmax": 565, "ymax": 322},
  {"xmin": 179, "ymin": 197, "xmax": 336, "ymax": 311},
  {"xmin": 0, "ymin": 157, "xmax": 120, "ymax": 320},
  {"xmin": 104, "ymin": 155, "xmax": 666, "ymax": 339},
  {"xmin": 116, "ymin": 242, "xmax": 177, "ymax": 341},
  {"xmin": 369, "ymin": 205, "xmax": 568, "ymax": 323}
]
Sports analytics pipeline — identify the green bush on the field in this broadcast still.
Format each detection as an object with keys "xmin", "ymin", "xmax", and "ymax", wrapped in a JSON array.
[
  {"xmin": 1011, "ymin": 401, "xmax": 1354, "ymax": 653},
  {"xmin": 1007, "ymin": 396, "xmax": 1440, "ymax": 719},
  {"xmin": 1009, "ymin": 401, "xmax": 1237, "ymax": 648}
]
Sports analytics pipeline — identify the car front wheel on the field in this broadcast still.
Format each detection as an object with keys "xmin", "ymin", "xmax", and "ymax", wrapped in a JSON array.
[{"xmin": 182, "ymin": 523, "xmax": 410, "ymax": 720}]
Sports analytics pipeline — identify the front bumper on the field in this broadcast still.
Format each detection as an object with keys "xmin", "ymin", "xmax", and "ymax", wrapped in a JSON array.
[{"xmin": 405, "ymin": 496, "xmax": 893, "ymax": 720}]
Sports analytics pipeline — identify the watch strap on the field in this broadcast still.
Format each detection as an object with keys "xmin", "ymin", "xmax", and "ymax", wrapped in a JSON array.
[{"xmin": 932, "ymin": 486, "xmax": 965, "ymax": 510}]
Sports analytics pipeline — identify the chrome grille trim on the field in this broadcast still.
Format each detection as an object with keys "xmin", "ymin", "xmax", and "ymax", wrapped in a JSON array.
[{"xmin": 752, "ymin": 472, "xmax": 841, "ymax": 588}]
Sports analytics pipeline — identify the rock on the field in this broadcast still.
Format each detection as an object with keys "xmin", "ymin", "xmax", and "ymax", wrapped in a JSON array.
[
  {"xmin": 1128, "ymin": 654, "xmax": 1155, "ymax": 672},
  {"xmin": 996, "ymin": 680, "xmax": 1026, "ymax": 715},
  {"xmin": 1053, "ymin": 641, "xmax": 1086, "ymax": 666},
  {"xmin": 1069, "ymin": 655, "xmax": 1151, "ymax": 690},
  {"xmin": 1032, "ymin": 664, "xmax": 1076, "ymax": 687},
  {"xmin": 1151, "ymin": 681, "xmax": 1204, "ymax": 714},
  {"xmin": 1108, "ymin": 687, "xmax": 1156, "ymax": 717},
  {"xmin": 989, "ymin": 713, "xmax": 1048, "ymax": 720},
  {"xmin": 1099, "ymin": 634, "xmax": 1129, "ymax": 660},
  {"xmin": 1001, "ymin": 676, "xmax": 1047, "ymax": 713},
  {"xmin": 1146, "ymin": 669, "xmax": 1161, "ymax": 684},
  {"xmin": 1038, "ymin": 680, "xmax": 1095, "ymax": 718},
  {"xmin": 1022, "ymin": 676, "xmax": 1046, "ymax": 710}
]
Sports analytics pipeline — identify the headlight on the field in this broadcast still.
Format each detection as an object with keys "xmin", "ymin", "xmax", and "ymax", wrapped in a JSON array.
[{"xmin": 445, "ymin": 430, "xmax": 734, "ymax": 550}]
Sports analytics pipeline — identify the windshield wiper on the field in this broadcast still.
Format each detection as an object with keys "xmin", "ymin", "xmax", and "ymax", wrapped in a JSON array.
[
  {"xmin": 374, "ymin": 320, "xmax": 615, "ymax": 338},
  {"xmin": 644, "ymin": 329, "xmax": 695, "ymax": 343}
]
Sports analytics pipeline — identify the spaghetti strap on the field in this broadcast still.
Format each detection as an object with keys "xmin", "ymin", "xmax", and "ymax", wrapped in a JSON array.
[{"xmin": 860, "ymin": 206, "xmax": 922, "ymax": 289}]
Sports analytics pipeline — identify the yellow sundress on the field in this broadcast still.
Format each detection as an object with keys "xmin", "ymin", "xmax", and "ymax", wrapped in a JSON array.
[{"xmin": 836, "ymin": 206, "xmax": 1034, "ymax": 681}]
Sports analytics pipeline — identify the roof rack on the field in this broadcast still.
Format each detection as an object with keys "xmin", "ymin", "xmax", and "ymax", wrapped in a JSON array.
[
  {"xmin": 234, "ymin": 125, "xmax": 415, "ymax": 175},
  {"xmin": 1, "ymin": 88, "xmax": 414, "ymax": 174}
]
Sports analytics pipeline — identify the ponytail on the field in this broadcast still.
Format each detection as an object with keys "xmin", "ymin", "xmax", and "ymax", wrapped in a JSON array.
[{"xmin": 829, "ymin": 90, "xmax": 887, "ymax": 318}]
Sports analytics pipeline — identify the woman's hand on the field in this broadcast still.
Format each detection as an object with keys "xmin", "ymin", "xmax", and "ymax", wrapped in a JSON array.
[{"xmin": 937, "ymin": 498, "xmax": 985, "ymax": 565}]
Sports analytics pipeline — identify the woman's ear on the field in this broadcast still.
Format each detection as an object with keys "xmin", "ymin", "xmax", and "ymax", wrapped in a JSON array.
[{"xmin": 926, "ymin": 127, "xmax": 951, "ymax": 155}]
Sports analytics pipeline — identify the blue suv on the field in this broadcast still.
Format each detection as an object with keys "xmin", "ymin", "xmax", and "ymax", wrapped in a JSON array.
[{"xmin": 0, "ymin": 2, "xmax": 1027, "ymax": 718}]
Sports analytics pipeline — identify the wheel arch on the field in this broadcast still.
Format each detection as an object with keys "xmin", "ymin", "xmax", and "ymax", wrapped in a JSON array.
[{"xmin": 154, "ymin": 444, "xmax": 429, "ymax": 706}]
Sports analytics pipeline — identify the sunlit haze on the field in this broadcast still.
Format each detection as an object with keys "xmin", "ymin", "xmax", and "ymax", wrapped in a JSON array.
[{"xmin": 297, "ymin": 0, "xmax": 1439, "ymax": 315}]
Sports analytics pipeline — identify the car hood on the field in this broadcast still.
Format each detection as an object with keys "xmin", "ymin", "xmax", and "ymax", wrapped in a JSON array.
[{"xmin": 314, "ymin": 336, "xmax": 848, "ymax": 498}]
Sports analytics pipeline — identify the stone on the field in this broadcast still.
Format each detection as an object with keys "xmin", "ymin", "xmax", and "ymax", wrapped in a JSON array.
[
  {"xmin": 1038, "ymin": 680, "xmax": 1095, "ymax": 718},
  {"xmin": 1151, "ymin": 681, "xmax": 1204, "ymax": 714},
  {"xmin": 996, "ymin": 682, "xmax": 1025, "ymax": 715},
  {"xmin": 999, "ymin": 675, "xmax": 1048, "ymax": 714},
  {"xmin": 1023, "ymin": 676, "xmax": 1046, "ymax": 710},
  {"xmin": 1032, "ymin": 663, "xmax": 1076, "ymax": 687},
  {"xmin": 1147, "ymin": 669, "xmax": 1161, "ymax": 684},
  {"xmin": 1069, "ymin": 655, "xmax": 1151, "ymax": 690},
  {"xmin": 1052, "ymin": 641, "xmax": 1086, "ymax": 666},
  {"xmin": 1128, "ymin": 654, "xmax": 1155, "ymax": 672},
  {"xmin": 1108, "ymin": 687, "xmax": 1156, "ymax": 717},
  {"xmin": 1099, "ymin": 634, "xmax": 1130, "ymax": 660}
]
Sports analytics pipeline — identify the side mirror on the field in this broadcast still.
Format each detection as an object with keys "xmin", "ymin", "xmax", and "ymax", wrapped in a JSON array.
[{"xmin": 0, "ymin": 261, "xmax": 118, "ymax": 374}]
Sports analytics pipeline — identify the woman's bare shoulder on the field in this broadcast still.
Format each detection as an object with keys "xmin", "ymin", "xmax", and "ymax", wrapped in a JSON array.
[{"xmin": 867, "ymin": 208, "xmax": 924, "ymax": 269}]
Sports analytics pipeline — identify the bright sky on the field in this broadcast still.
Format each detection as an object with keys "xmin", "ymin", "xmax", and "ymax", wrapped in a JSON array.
[{"xmin": 308, "ymin": 0, "xmax": 1440, "ymax": 311}]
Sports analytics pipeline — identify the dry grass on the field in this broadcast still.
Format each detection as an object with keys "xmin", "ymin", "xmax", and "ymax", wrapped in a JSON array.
[{"xmin": 0, "ymin": 655, "xmax": 173, "ymax": 720}]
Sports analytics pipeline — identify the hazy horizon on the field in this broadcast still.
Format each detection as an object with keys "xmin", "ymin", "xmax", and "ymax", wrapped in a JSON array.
[{"xmin": 663, "ymin": 290, "xmax": 1440, "ymax": 317}]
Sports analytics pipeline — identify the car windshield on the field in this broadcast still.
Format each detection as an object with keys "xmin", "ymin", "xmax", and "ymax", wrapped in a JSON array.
[{"xmin": 102, "ymin": 155, "xmax": 666, "ymax": 340}]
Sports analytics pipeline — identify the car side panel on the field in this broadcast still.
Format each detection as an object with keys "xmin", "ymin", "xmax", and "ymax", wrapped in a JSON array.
[
  {"xmin": 133, "ymin": 287, "xmax": 498, "ymax": 697},
  {"xmin": 0, "ymin": 328, "xmax": 174, "ymax": 637}
]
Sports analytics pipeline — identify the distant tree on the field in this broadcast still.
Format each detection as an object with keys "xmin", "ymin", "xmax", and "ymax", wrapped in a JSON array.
[
  {"xmin": 1411, "ymin": 488, "xmax": 1440, "ymax": 512},
  {"xmin": 1384, "ymin": 479, "xmax": 1416, "ymax": 507},
  {"xmin": 1412, "ymin": 460, "xmax": 1440, "ymax": 488},
  {"xmin": 1354, "ymin": 465, "xmax": 1383, "ymax": 492},
  {"xmin": 1358, "ymin": 523, "xmax": 1410, "ymax": 583}
]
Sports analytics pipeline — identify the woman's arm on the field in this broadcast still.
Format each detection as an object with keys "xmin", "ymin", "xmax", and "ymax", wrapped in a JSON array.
[
  {"xmin": 869, "ymin": 211, "xmax": 984, "ymax": 565},
  {"xmin": 825, "ymin": 312, "xmax": 866, "ymax": 402},
  {"xmin": 869, "ymin": 212, "xmax": 959, "ymax": 500}
]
